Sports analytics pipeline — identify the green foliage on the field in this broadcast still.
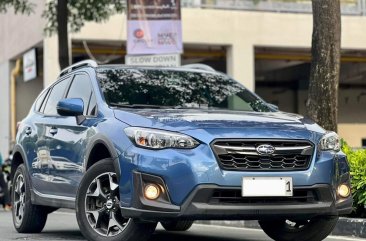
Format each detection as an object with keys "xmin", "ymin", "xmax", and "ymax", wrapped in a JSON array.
[
  {"xmin": 43, "ymin": 0, "xmax": 126, "ymax": 35},
  {"xmin": 0, "ymin": 0, "xmax": 34, "ymax": 14},
  {"xmin": 0, "ymin": 0, "xmax": 125, "ymax": 35},
  {"xmin": 342, "ymin": 140, "xmax": 366, "ymax": 208}
]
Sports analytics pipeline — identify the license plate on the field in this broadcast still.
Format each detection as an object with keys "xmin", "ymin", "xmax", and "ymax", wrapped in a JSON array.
[{"xmin": 242, "ymin": 177, "xmax": 293, "ymax": 197}]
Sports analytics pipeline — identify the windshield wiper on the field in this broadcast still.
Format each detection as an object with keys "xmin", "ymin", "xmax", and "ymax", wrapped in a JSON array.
[{"xmin": 109, "ymin": 103, "xmax": 172, "ymax": 109}]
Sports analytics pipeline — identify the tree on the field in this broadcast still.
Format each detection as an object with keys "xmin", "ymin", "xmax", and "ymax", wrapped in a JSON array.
[
  {"xmin": 1, "ymin": 0, "xmax": 125, "ymax": 69},
  {"xmin": 306, "ymin": 0, "xmax": 341, "ymax": 132},
  {"xmin": 0, "ymin": 0, "xmax": 34, "ymax": 14}
]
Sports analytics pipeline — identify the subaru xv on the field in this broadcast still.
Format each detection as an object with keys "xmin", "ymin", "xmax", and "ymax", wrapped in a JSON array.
[{"xmin": 11, "ymin": 60, "xmax": 352, "ymax": 241}]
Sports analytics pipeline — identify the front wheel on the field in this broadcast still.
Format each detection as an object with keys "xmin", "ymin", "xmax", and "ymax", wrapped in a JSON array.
[
  {"xmin": 76, "ymin": 158, "xmax": 157, "ymax": 241},
  {"xmin": 259, "ymin": 216, "xmax": 339, "ymax": 241},
  {"xmin": 161, "ymin": 220, "xmax": 194, "ymax": 231}
]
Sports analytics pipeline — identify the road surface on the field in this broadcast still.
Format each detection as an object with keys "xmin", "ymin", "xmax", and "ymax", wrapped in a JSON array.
[{"xmin": 0, "ymin": 210, "xmax": 363, "ymax": 241}]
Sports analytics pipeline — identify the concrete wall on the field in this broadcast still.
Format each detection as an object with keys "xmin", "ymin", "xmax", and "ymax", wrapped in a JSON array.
[
  {"xmin": 0, "ymin": 62, "xmax": 10, "ymax": 158},
  {"xmin": 15, "ymin": 75, "xmax": 43, "ymax": 123},
  {"xmin": 0, "ymin": 0, "xmax": 46, "ymax": 63}
]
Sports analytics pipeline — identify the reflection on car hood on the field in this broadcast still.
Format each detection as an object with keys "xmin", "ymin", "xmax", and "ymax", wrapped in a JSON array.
[{"xmin": 113, "ymin": 108, "xmax": 324, "ymax": 133}]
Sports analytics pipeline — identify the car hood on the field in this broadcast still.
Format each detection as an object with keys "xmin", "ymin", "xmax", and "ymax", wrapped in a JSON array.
[{"xmin": 113, "ymin": 108, "xmax": 324, "ymax": 134}]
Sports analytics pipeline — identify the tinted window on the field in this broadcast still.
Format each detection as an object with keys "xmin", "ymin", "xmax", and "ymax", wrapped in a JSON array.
[
  {"xmin": 34, "ymin": 89, "xmax": 49, "ymax": 112},
  {"xmin": 96, "ymin": 68, "xmax": 272, "ymax": 112},
  {"xmin": 43, "ymin": 78, "xmax": 70, "ymax": 116},
  {"xmin": 66, "ymin": 74, "xmax": 95, "ymax": 116}
]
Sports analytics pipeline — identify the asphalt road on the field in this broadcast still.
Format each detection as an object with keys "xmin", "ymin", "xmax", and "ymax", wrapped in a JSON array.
[{"xmin": 0, "ymin": 209, "xmax": 364, "ymax": 241}]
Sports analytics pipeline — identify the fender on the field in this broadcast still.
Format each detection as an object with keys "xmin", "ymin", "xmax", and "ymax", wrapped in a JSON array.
[
  {"xmin": 11, "ymin": 144, "xmax": 39, "ymax": 205},
  {"xmin": 84, "ymin": 133, "xmax": 121, "ymax": 178},
  {"xmin": 11, "ymin": 144, "xmax": 29, "ymax": 179}
]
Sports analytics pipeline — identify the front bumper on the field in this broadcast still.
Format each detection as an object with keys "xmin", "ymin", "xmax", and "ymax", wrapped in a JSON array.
[
  {"xmin": 120, "ymin": 172, "xmax": 352, "ymax": 221},
  {"xmin": 117, "ymin": 133, "xmax": 353, "ymax": 220}
]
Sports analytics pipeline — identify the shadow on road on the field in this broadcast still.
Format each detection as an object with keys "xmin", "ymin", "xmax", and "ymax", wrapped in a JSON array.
[
  {"xmin": 150, "ymin": 230, "xmax": 258, "ymax": 241},
  {"xmin": 32, "ymin": 230, "xmax": 86, "ymax": 240},
  {"xmin": 36, "ymin": 229, "xmax": 259, "ymax": 241}
]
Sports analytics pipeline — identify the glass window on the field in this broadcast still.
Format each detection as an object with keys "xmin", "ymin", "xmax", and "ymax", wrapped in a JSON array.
[
  {"xmin": 66, "ymin": 74, "xmax": 95, "ymax": 116},
  {"xmin": 96, "ymin": 68, "xmax": 273, "ymax": 112},
  {"xmin": 87, "ymin": 92, "xmax": 97, "ymax": 116},
  {"xmin": 43, "ymin": 78, "xmax": 70, "ymax": 116},
  {"xmin": 34, "ymin": 89, "xmax": 49, "ymax": 112}
]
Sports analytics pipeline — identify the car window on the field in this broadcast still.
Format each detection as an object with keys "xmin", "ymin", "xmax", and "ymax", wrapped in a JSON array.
[
  {"xmin": 34, "ymin": 89, "xmax": 49, "ymax": 112},
  {"xmin": 66, "ymin": 74, "xmax": 96, "ymax": 116},
  {"xmin": 39, "ymin": 90, "xmax": 51, "ymax": 113},
  {"xmin": 96, "ymin": 68, "xmax": 272, "ymax": 112},
  {"xmin": 87, "ymin": 92, "xmax": 97, "ymax": 116},
  {"xmin": 43, "ymin": 78, "xmax": 70, "ymax": 116}
]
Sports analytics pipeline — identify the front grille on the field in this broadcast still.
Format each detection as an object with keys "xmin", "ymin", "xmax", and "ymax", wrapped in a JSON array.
[
  {"xmin": 211, "ymin": 139, "xmax": 314, "ymax": 171},
  {"xmin": 209, "ymin": 189, "xmax": 318, "ymax": 205}
]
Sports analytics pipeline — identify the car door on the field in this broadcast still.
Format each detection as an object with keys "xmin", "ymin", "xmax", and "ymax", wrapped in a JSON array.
[
  {"xmin": 22, "ymin": 88, "xmax": 50, "ymax": 194},
  {"xmin": 46, "ymin": 73, "xmax": 98, "ymax": 198},
  {"xmin": 32, "ymin": 77, "xmax": 71, "ymax": 195}
]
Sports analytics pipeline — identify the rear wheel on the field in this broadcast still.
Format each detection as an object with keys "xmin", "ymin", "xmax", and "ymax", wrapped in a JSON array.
[
  {"xmin": 76, "ymin": 158, "xmax": 157, "ymax": 241},
  {"xmin": 161, "ymin": 220, "xmax": 194, "ymax": 231},
  {"xmin": 259, "ymin": 216, "xmax": 339, "ymax": 241},
  {"xmin": 12, "ymin": 164, "xmax": 48, "ymax": 233}
]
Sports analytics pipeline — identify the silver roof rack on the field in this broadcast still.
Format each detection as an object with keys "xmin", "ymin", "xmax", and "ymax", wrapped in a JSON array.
[
  {"xmin": 59, "ymin": 60, "xmax": 98, "ymax": 77},
  {"xmin": 182, "ymin": 64, "xmax": 216, "ymax": 72}
]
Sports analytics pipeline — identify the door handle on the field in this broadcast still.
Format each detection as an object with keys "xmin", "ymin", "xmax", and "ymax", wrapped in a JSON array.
[
  {"xmin": 49, "ymin": 127, "xmax": 58, "ymax": 136},
  {"xmin": 25, "ymin": 127, "xmax": 32, "ymax": 136}
]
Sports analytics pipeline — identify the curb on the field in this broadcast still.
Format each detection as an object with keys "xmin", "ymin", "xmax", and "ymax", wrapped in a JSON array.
[{"xmin": 196, "ymin": 217, "xmax": 366, "ymax": 239}]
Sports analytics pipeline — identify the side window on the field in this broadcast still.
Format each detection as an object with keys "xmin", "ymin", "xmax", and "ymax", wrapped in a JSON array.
[
  {"xmin": 66, "ymin": 74, "xmax": 96, "ymax": 116},
  {"xmin": 87, "ymin": 92, "xmax": 97, "ymax": 116},
  {"xmin": 43, "ymin": 78, "xmax": 70, "ymax": 116},
  {"xmin": 34, "ymin": 89, "xmax": 49, "ymax": 112}
]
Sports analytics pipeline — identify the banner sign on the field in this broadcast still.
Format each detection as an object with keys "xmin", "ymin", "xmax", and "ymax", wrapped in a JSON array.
[
  {"xmin": 125, "ymin": 54, "xmax": 181, "ymax": 67},
  {"xmin": 23, "ymin": 48, "xmax": 37, "ymax": 82},
  {"xmin": 127, "ymin": 0, "xmax": 183, "ymax": 55}
]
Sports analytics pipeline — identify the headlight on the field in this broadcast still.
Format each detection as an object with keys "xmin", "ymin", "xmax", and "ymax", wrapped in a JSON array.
[
  {"xmin": 319, "ymin": 131, "xmax": 340, "ymax": 152},
  {"xmin": 124, "ymin": 127, "xmax": 199, "ymax": 149}
]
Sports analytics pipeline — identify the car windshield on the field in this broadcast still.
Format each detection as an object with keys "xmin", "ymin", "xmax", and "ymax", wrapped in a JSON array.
[{"xmin": 96, "ymin": 67, "xmax": 273, "ymax": 112}]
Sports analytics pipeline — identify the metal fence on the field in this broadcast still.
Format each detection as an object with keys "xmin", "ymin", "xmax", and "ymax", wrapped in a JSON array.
[{"xmin": 181, "ymin": 0, "xmax": 366, "ymax": 15}]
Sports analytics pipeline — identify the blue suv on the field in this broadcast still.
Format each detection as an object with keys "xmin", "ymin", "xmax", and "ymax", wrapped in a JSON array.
[{"xmin": 11, "ymin": 60, "xmax": 352, "ymax": 241}]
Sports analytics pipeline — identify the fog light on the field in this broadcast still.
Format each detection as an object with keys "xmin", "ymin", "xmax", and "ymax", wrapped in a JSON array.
[
  {"xmin": 338, "ymin": 184, "xmax": 351, "ymax": 198},
  {"xmin": 144, "ymin": 184, "xmax": 160, "ymax": 200}
]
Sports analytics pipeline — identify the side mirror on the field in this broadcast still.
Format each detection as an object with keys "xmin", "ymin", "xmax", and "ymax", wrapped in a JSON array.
[
  {"xmin": 267, "ymin": 103, "xmax": 279, "ymax": 111},
  {"xmin": 57, "ymin": 98, "xmax": 84, "ymax": 116},
  {"xmin": 57, "ymin": 98, "xmax": 86, "ymax": 125}
]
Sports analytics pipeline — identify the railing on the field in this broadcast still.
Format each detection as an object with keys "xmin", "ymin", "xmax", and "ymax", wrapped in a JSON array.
[{"xmin": 181, "ymin": 0, "xmax": 366, "ymax": 15}]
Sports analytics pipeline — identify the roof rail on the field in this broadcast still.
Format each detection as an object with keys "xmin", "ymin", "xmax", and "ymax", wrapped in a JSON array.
[
  {"xmin": 182, "ymin": 64, "xmax": 216, "ymax": 72},
  {"xmin": 59, "ymin": 60, "xmax": 98, "ymax": 77}
]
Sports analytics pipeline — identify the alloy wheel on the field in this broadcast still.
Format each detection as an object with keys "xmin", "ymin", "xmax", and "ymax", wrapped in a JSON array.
[
  {"xmin": 13, "ymin": 174, "xmax": 26, "ymax": 225},
  {"xmin": 84, "ymin": 172, "xmax": 130, "ymax": 237}
]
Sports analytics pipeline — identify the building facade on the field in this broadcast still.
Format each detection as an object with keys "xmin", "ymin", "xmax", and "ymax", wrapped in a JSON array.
[{"xmin": 1, "ymin": 0, "xmax": 366, "ymax": 155}]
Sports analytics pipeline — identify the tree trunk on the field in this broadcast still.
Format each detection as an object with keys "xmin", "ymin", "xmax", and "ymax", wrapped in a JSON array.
[
  {"xmin": 307, "ymin": 0, "xmax": 341, "ymax": 132},
  {"xmin": 57, "ymin": 0, "xmax": 69, "ymax": 70}
]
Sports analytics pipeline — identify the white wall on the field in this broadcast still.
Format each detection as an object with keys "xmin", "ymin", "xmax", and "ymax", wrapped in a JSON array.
[
  {"xmin": 0, "ymin": 62, "xmax": 10, "ymax": 157},
  {"xmin": 0, "ymin": 0, "xmax": 46, "ymax": 63}
]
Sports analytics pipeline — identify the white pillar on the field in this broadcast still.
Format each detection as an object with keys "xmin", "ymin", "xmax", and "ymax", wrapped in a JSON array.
[
  {"xmin": 227, "ymin": 43, "xmax": 255, "ymax": 91},
  {"xmin": 0, "ymin": 61, "xmax": 11, "ymax": 156},
  {"xmin": 43, "ymin": 36, "xmax": 60, "ymax": 87}
]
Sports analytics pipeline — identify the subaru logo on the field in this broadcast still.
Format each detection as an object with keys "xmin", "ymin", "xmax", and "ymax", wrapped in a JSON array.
[{"xmin": 256, "ymin": 144, "xmax": 275, "ymax": 155}]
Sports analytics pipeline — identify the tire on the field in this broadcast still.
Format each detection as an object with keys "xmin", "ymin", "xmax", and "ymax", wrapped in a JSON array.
[
  {"xmin": 12, "ymin": 164, "xmax": 48, "ymax": 233},
  {"xmin": 76, "ymin": 158, "xmax": 157, "ymax": 241},
  {"xmin": 161, "ymin": 220, "xmax": 194, "ymax": 231},
  {"xmin": 259, "ymin": 216, "xmax": 339, "ymax": 241}
]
